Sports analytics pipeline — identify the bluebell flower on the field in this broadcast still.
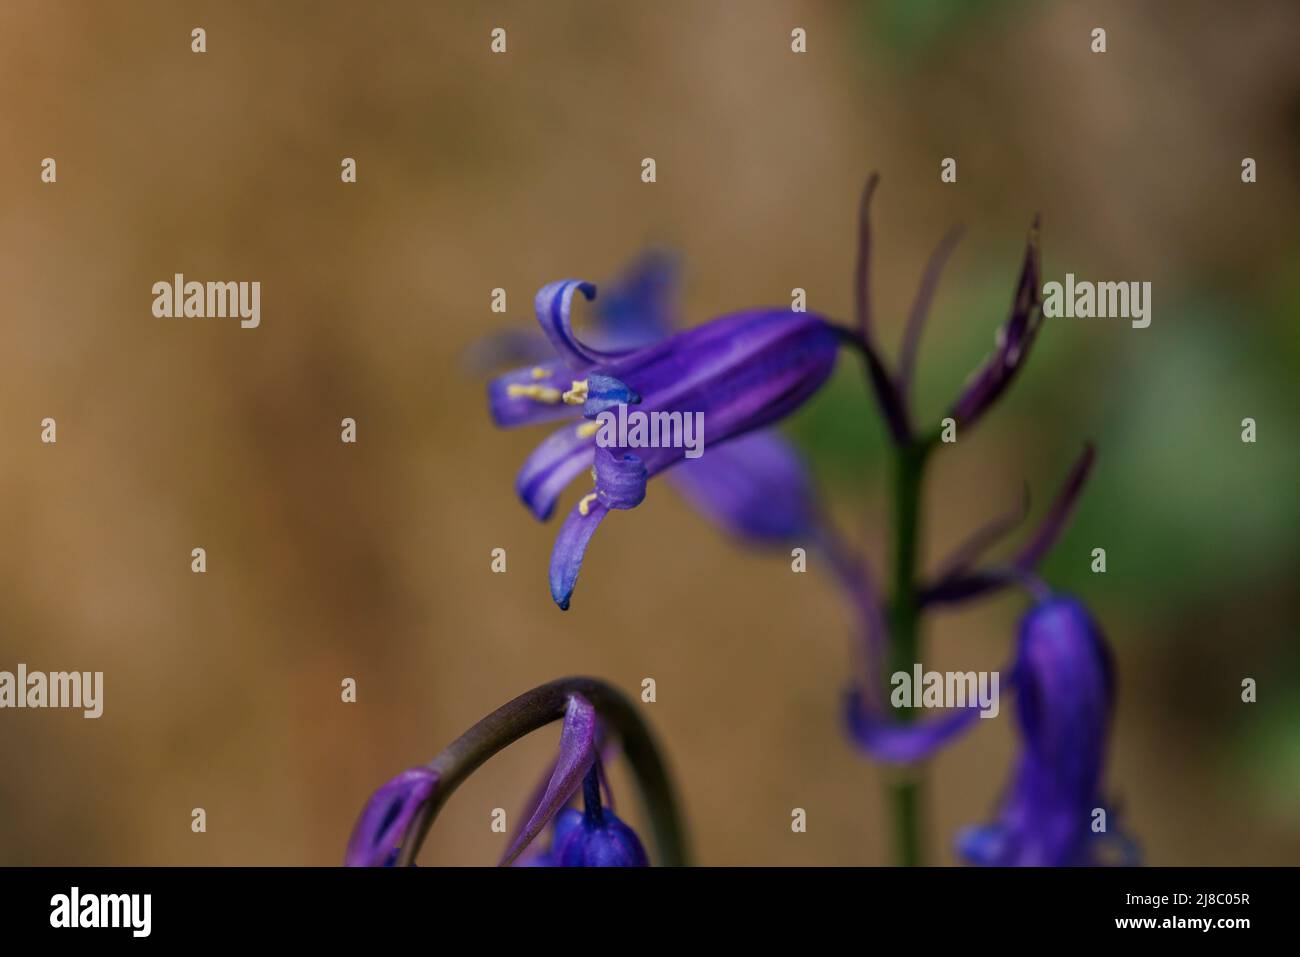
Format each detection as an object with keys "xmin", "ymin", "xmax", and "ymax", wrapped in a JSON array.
[
  {"xmin": 481, "ymin": 252, "xmax": 820, "ymax": 550},
  {"xmin": 489, "ymin": 276, "xmax": 838, "ymax": 608},
  {"xmin": 958, "ymin": 595, "xmax": 1137, "ymax": 866}
]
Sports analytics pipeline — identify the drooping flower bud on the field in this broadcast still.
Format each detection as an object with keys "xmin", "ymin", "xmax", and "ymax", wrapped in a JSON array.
[
  {"xmin": 958, "ymin": 595, "xmax": 1137, "ymax": 866},
  {"xmin": 552, "ymin": 767, "xmax": 648, "ymax": 867}
]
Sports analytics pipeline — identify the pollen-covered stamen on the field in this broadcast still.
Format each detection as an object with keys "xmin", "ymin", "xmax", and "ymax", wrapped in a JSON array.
[
  {"xmin": 530, "ymin": 367, "xmax": 549, "ymax": 380},
  {"xmin": 578, "ymin": 492, "xmax": 598, "ymax": 516},
  {"xmin": 575, "ymin": 421, "xmax": 600, "ymax": 439},
  {"xmin": 562, "ymin": 380, "xmax": 590, "ymax": 405},
  {"xmin": 507, "ymin": 383, "xmax": 562, "ymax": 404}
]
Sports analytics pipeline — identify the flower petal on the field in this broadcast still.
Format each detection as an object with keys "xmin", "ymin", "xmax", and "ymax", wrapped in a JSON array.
[
  {"xmin": 594, "ymin": 446, "xmax": 647, "ymax": 510},
  {"xmin": 515, "ymin": 422, "xmax": 597, "ymax": 521},
  {"xmin": 844, "ymin": 688, "xmax": 983, "ymax": 764},
  {"xmin": 593, "ymin": 249, "xmax": 679, "ymax": 348},
  {"xmin": 344, "ymin": 767, "xmax": 438, "ymax": 867},
  {"xmin": 549, "ymin": 498, "xmax": 611, "ymax": 610},
  {"xmin": 500, "ymin": 694, "xmax": 599, "ymax": 866},
  {"xmin": 488, "ymin": 359, "xmax": 581, "ymax": 428},
  {"xmin": 666, "ymin": 430, "xmax": 815, "ymax": 544},
  {"xmin": 535, "ymin": 280, "xmax": 633, "ymax": 371},
  {"xmin": 597, "ymin": 309, "xmax": 839, "ymax": 478}
]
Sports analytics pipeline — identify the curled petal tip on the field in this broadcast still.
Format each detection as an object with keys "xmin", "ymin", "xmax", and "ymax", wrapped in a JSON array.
[{"xmin": 548, "ymin": 499, "xmax": 611, "ymax": 610}]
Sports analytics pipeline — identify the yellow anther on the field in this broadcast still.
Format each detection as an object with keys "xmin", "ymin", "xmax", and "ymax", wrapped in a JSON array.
[
  {"xmin": 576, "ymin": 421, "xmax": 600, "ymax": 439},
  {"xmin": 578, "ymin": 492, "xmax": 598, "ymax": 516},
  {"xmin": 507, "ymin": 383, "xmax": 562, "ymax": 404},
  {"xmin": 530, "ymin": 366, "xmax": 549, "ymax": 380},
  {"xmin": 562, "ymin": 379, "xmax": 590, "ymax": 405}
]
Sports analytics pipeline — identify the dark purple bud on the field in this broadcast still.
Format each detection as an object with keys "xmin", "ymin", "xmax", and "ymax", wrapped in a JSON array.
[
  {"xmin": 344, "ymin": 767, "xmax": 437, "ymax": 867},
  {"xmin": 958, "ymin": 595, "xmax": 1137, "ymax": 866},
  {"xmin": 553, "ymin": 767, "xmax": 648, "ymax": 867},
  {"xmin": 949, "ymin": 218, "xmax": 1043, "ymax": 429}
]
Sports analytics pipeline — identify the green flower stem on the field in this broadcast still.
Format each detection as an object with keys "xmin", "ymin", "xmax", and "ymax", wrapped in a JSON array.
[
  {"xmin": 886, "ymin": 437, "xmax": 933, "ymax": 866},
  {"xmin": 397, "ymin": 676, "xmax": 689, "ymax": 867}
]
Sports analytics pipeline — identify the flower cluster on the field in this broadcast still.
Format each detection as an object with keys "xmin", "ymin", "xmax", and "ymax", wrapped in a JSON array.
[{"xmin": 351, "ymin": 174, "xmax": 1136, "ymax": 867}]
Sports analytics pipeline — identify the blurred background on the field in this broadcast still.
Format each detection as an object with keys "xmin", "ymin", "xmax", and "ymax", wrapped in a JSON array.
[{"xmin": 0, "ymin": 0, "xmax": 1296, "ymax": 865}]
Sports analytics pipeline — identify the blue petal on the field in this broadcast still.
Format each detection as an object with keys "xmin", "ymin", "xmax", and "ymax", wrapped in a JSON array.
[
  {"xmin": 549, "ymin": 499, "xmax": 610, "ymax": 610},
  {"xmin": 593, "ymin": 249, "xmax": 679, "ymax": 348},
  {"xmin": 515, "ymin": 423, "xmax": 597, "ymax": 521},
  {"xmin": 535, "ymin": 280, "xmax": 634, "ymax": 371},
  {"xmin": 666, "ymin": 430, "xmax": 815, "ymax": 544},
  {"xmin": 594, "ymin": 446, "xmax": 647, "ymax": 510}
]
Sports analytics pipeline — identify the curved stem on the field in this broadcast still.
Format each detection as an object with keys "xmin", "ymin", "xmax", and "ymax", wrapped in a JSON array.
[{"xmin": 396, "ymin": 677, "xmax": 689, "ymax": 867}]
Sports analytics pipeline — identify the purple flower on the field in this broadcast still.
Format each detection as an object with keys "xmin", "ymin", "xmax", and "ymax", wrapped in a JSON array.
[
  {"xmin": 958, "ymin": 595, "xmax": 1136, "ymax": 866},
  {"xmin": 344, "ymin": 767, "xmax": 437, "ymax": 867},
  {"xmin": 489, "ymin": 278, "xmax": 838, "ymax": 608},
  {"xmin": 483, "ymin": 252, "xmax": 820, "ymax": 550}
]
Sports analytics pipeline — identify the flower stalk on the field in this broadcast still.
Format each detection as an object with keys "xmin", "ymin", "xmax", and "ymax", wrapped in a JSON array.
[
  {"xmin": 396, "ymin": 677, "xmax": 688, "ymax": 866},
  {"xmin": 885, "ymin": 436, "xmax": 934, "ymax": 866}
]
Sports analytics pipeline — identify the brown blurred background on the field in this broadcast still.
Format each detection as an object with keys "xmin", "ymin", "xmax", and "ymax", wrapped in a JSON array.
[{"xmin": 1, "ymin": 0, "xmax": 1297, "ymax": 865}]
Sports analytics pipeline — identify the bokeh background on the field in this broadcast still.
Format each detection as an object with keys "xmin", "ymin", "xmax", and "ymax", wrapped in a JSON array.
[{"xmin": 1, "ymin": 0, "xmax": 1296, "ymax": 865}]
